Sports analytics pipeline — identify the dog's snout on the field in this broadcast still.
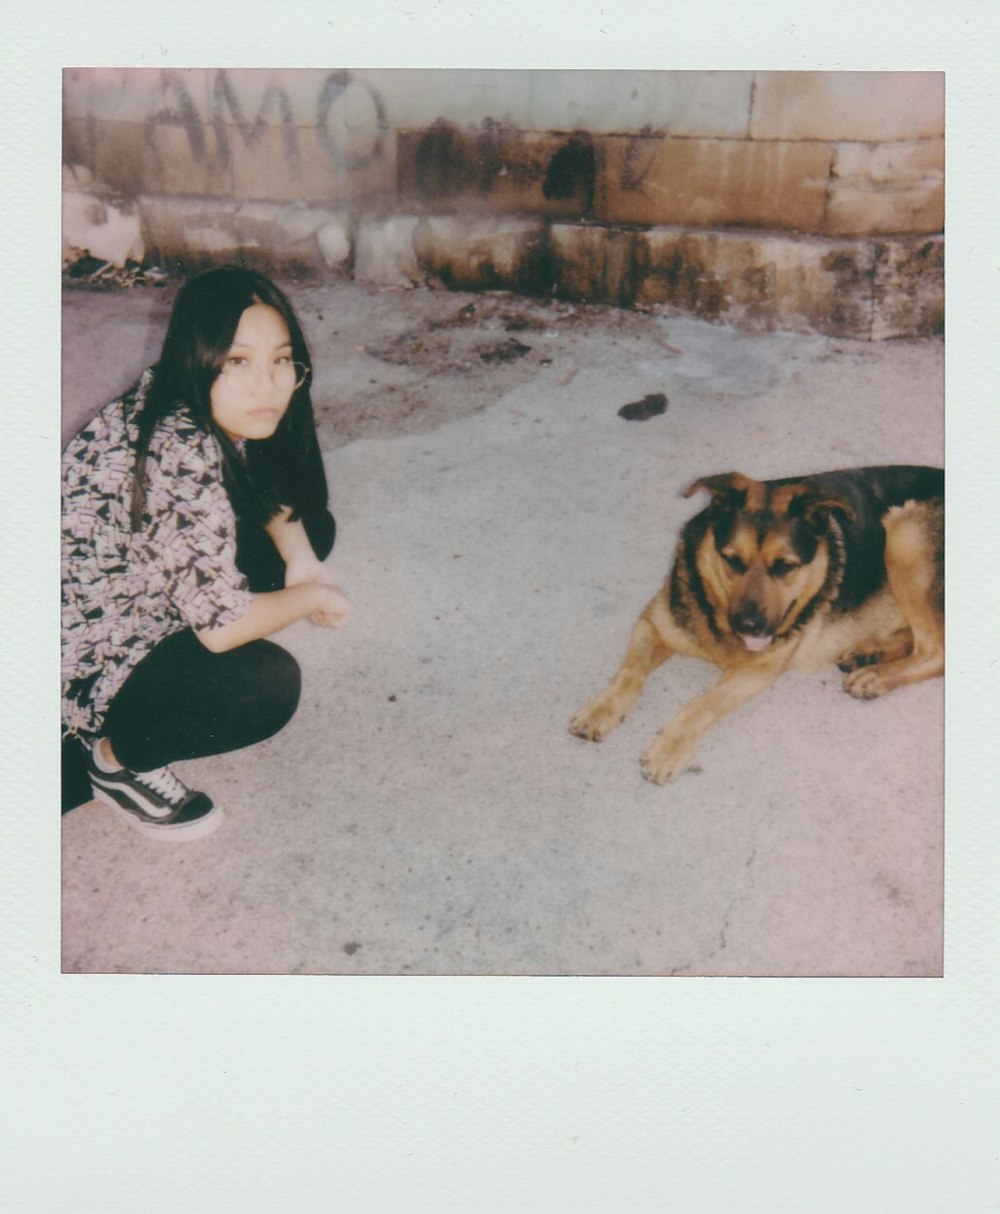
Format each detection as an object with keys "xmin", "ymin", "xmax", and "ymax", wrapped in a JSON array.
[{"xmin": 733, "ymin": 602, "xmax": 768, "ymax": 636}]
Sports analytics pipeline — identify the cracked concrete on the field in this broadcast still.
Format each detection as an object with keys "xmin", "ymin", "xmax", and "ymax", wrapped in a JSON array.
[{"xmin": 60, "ymin": 276, "xmax": 943, "ymax": 976}]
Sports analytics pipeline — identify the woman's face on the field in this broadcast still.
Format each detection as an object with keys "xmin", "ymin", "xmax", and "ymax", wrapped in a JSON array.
[{"xmin": 209, "ymin": 303, "xmax": 301, "ymax": 442}]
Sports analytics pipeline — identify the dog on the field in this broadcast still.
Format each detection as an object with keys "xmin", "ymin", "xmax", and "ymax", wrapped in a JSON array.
[{"xmin": 570, "ymin": 465, "xmax": 944, "ymax": 784}]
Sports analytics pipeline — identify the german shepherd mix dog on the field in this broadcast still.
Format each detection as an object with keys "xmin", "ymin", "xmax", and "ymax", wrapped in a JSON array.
[{"xmin": 570, "ymin": 465, "xmax": 944, "ymax": 784}]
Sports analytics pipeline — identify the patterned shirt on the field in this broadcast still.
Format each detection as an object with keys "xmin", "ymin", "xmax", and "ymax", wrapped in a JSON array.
[{"xmin": 61, "ymin": 370, "xmax": 254, "ymax": 737}]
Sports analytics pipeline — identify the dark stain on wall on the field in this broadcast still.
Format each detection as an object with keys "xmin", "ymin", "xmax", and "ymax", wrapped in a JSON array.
[
  {"xmin": 411, "ymin": 118, "xmax": 517, "ymax": 198},
  {"xmin": 605, "ymin": 229, "xmax": 650, "ymax": 308},
  {"xmin": 517, "ymin": 231, "xmax": 559, "ymax": 299},
  {"xmin": 413, "ymin": 120, "xmax": 477, "ymax": 197},
  {"xmin": 414, "ymin": 219, "xmax": 557, "ymax": 299},
  {"xmin": 655, "ymin": 245, "xmax": 727, "ymax": 320},
  {"xmin": 474, "ymin": 117, "xmax": 510, "ymax": 193},
  {"xmin": 403, "ymin": 120, "xmax": 595, "ymax": 218},
  {"xmin": 821, "ymin": 247, "xmax": 871, "ymax": 337},
  {"xmin": 542, "ymin": 135, "xmax": 595, "ymax": 212},
  {"xmin": 872, "ymin": 237, "xmax": 945, "ymax": 338},
  {"xmin": 618, "ymin": 133, "xmax": 658, "ymax": 192}
]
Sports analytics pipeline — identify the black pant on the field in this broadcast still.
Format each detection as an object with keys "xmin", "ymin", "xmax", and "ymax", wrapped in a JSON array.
[{"xmin": 62, "ymin": 509, "xmax": 335, "ymax": 812}]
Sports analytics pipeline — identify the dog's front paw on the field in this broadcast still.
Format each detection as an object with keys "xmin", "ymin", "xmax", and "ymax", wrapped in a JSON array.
[
  {"xmin": 639, "ymin": 728, "xmax": 698, "ymax": 785},
  {"xmin": 569, "ymin": 693, "xmax": 626, "ymax": 742}
]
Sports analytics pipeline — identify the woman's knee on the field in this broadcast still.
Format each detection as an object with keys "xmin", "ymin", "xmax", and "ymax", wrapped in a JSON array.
[
  {"xmin": 242, "ymin": 640, "xmax": 302, "ymax": 736},
  {"xmin": 103, "ymin": 632, "xmax": 303, "ymax": 766}
]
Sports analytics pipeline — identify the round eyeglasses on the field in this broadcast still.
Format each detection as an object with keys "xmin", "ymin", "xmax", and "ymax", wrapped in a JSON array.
[{"xmin": 219, "ymin": 358, "xmax": 310, "ymax": 394}]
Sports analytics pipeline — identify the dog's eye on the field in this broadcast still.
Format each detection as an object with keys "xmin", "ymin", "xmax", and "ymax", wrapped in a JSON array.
[
  {"xmin": 770, "ymin": 559, "xmax": 798, "ymax": 577},
  {"xmin": 722, "ymin": 552, "xmax": 747, "ymax": 574}
]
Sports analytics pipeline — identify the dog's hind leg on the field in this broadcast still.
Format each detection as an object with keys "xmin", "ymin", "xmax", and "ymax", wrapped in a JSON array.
[
  {"xmin": 570, "ymin": 613, "xmax": 673, "ymax": 742},
  {"xmin": 844, "ymin": 500, "xmax": 944, "ymax": 700}
]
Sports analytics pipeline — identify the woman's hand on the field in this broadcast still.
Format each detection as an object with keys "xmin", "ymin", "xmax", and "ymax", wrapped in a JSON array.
[
  {"xmin": 283, "ymin": 556, "xmax": 349, "ymax": 627},
  {"xmin": 309, "ymin": 583, "xmax": 352, "ymax": 629}
]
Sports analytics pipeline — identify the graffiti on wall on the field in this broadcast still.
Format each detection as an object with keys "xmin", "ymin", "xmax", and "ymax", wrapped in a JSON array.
[
  {"xmin": 106, "ymin": 69, "xmax": 389, "ymax": 174},
  {"xmin": 68, "ymin": 68, "xmax": 663, "ymax": 217}
]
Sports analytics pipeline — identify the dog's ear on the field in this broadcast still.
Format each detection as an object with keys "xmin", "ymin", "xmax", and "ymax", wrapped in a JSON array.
[
  {"xmin": 682, "ymin": 472, "xmax": 757, "ymax": 509},
  {"xmin": 785, "ymin": 483, "xmax": 857, "ymax": 529}
]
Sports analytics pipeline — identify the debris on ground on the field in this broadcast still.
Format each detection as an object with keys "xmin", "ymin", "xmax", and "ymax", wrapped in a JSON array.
[
  {"xmin": 618, "ymin": 392, "xmax": 669, "ymax": 421},
  {"xmin": 450, "ymin": 302, "xmax": 478, "ymax": 325},
  {"xmin": 502, "ymin": 312, "xmax": 548, "ymax": 333},
  {"xmin": 63, "ymin": 253, "xmax": 170, "ymax": 289},
  {"xmin": 479, "ymin": 338, "xmax": 532, "ymax": 364},
  {"xmin": 656, "ymin": 337, "xmax": 684, "ymax": 356}
]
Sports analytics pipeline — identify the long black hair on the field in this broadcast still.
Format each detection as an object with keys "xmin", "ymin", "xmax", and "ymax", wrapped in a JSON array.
[{"xmin": 129, "ymin": 265, "xmax": 327, "ymax": 531}]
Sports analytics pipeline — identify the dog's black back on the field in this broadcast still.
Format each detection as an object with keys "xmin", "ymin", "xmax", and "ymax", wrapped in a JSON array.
[{"xmin": 784, "ymin": 465, "xmax": 944, "ymax": 612}]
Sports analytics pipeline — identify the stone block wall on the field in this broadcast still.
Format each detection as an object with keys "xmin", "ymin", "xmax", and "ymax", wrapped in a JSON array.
[{"xmin": 62, "ymin": 69, "xmax": 944, "ymax": 338}]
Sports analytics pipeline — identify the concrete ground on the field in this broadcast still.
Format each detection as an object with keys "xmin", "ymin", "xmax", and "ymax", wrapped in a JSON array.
[{"xmin": 60, "ymin": 276, "xmax": 944, "ymax": 976}]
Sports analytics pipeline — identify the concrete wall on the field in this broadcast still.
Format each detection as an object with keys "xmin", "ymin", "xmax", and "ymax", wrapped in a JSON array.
[{"xmin": 63, "ymin": 69, "xmax": 944, "ymax": 339}]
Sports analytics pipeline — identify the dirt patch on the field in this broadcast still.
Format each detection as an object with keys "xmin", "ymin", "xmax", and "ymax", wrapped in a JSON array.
[
  {"xmin": 295, "ymin": 285, "xmax": 662, "ymax": 447},
  {"xmin": 362, "ymin": 296, "xmax": 565, "ymax": 372},
  {"xmin": 364, "ymin": 327, "xmax": 533, "ymax": 373}
]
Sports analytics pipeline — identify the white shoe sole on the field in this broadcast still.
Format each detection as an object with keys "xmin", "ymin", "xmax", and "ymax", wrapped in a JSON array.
[{"xmin": 92, "ymin": 788, "xmax": 225, "ymax": 842}]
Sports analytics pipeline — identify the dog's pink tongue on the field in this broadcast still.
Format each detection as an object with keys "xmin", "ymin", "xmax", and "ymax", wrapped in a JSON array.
[{"xmin": 741, "ymin": 634, "xmax": 773, "ymax": 652}]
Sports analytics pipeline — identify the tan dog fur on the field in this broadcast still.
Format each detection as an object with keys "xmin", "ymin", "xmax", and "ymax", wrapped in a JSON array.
[{"xmin": 570, "ymin": 468, "xmax": 943, "ymax": 784}]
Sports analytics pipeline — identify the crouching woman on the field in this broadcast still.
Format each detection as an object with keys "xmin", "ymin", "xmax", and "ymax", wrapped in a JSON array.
[{"xmin": 61, "ymin": 265, "xmax": 350, "ymax": 841}]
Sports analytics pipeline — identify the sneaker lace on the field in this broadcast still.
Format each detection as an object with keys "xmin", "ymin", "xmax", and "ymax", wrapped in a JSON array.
[{"xmin": 134, "ymin": 765, "xmax": 192, "ymax": 807}]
